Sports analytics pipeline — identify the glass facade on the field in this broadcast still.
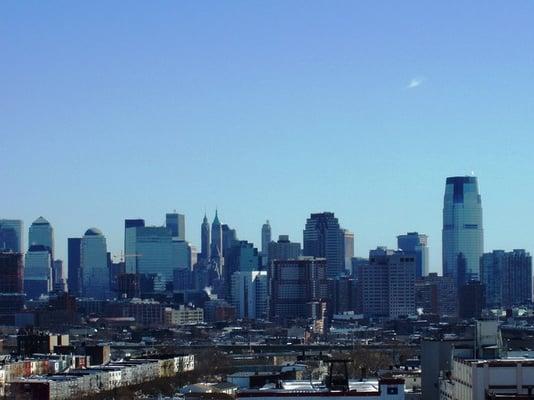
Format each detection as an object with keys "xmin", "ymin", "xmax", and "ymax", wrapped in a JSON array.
[
  {"xmin": 81, "ymin": 228, "xmax": 110, "ymax": 299},
  {"xmin": 442, "ymin": 176, "xmax": 484, "ymax": 286}
]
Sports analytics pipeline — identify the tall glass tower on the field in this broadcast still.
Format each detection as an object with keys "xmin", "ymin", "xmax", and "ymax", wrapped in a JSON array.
[{"xmin": 442, "ymin": 176, "xmax": 484, "ymax": 286}]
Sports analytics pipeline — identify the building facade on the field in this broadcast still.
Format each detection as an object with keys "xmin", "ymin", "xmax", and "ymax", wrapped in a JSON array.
[
  {"xmin": 81, "ymin": 228, "xmax": 110, "ymax": 300},
  {"xmin": 166, "ymin": 213, "xmax": 185, "ymax": 241},
  {"xmin": 442, "ymin": 176, "xmax": 484, "ymax": 286},
  {"xmin": 397, "ymin": 232, "xmax": 429, "ymax": 278},
  {"xmin": 0, "ymin": 219, "xmax": 23, "ymax": 252},
  {"xmin": 24, "ymin": 245, "xmax": 52, "ymax": 299}
]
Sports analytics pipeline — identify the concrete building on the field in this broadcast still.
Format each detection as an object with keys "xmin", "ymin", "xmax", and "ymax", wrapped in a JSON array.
[
  {"xmin": 81, "ymin": 228, "xmax": 110, "ymax": 300},
  {"xmin": 24, "ymin": 245, "xmax": 52, "ymax": 299},
  {"xmin": 164, "ymin": 305, "xmax": 204, "ymax": 326},
  {"xmin": 231, "ymin": 270, "xmax": 268, "ymax": 320},
  {"xmin": 0, "ymin": 219, "xmax": 23, "ymax": 252},
  {"xmin": 442, "ymin": 176, "xmax": 484, "ymax": 286},
  {"xmin": 360, "ymin": 247, "xmax": 416, "ymax": 319},
  {"xmin": 303, "ymin": 212, "xmax": 345, "ymax": 278},
  {"xmin": 480, "ymin": 249, "xmax": 532, "ymax": 308},
  {"xmin": 397, "ymin": 232, "xmax": 429, "ymax": 278},
  {"xmin": 270, "ymin": 257, "xmax": 329, "ymax": 320}
]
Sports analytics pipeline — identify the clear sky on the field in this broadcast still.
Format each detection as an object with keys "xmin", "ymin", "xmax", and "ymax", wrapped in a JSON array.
[{"xmin": 2, "ymin": 1, "xmax": 534, "ymax": 272}]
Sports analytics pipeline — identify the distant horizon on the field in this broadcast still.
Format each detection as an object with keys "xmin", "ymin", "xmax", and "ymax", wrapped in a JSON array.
[{"xmin": 3, "ymin": 3, "xmax": 534, "ymax": 274}]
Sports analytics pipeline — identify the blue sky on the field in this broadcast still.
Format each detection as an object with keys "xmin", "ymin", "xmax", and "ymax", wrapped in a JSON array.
[{"xmin": 2, "ymin": 1, "xmax": 534, "ymax": 271}]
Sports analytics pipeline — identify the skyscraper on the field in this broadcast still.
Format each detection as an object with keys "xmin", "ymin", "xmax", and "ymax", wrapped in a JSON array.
[
  {"xmin": 303, "ymin": 212, "xmax": 345, "ymax": 278},
  {"xmin": 124, "ymin": 219, "xmax": 145, "ymax": 273},
  {"xmin": 230, "ymin": 270, "xmax": 268, "ymax": 320},
  {"xmin": 200, "ymin": 214, "xmax": 211, "ymax": 263},
  {"xmin": 0, "ymin": 219, "xmax": 23, "ymax": 252},
  {"xmin": 0, "ymin": 252, "xmax": 25, "ymax": 318},
  {"xmin": 81, "ymin": 228, "xmax": 110, "ymax": 299},
  {"xmin": 397, "ymin": 232, "xmax": 429, "ymax": 278},
  {"xmin": 24, "ymin": 245, "xmax": 52, "ymax": 299},
  {"xmin": 28, "ymin": 216, "xmax": 54, "ymax": 258},
  {"xmin": 211, "ymin": 210, "xmax": 223, "ymax": 260},
  {"xmin": 341, "ymin": 229, "xmax": 354, "ymax": 274},
  {"xmin": 166, "ymin": 212, "xmax": 185, "ymax": 241},
  {"xmin": 267, "ymin": 235, "xmax": 302, "ymax": 265},
  {"xmin": 261, "ymin": 220, "xmax": 271, "ymax": 258},
  {"xmin": 480, "ymin": 249, "xmax": 532, "ymax": 308},
  {"xmin": 442, "ymin": 176, "xmax": 484, "ymax": 286},
  {"xmin": 67, "ymin": 238, "xmax": 82, "ymax": 297}
]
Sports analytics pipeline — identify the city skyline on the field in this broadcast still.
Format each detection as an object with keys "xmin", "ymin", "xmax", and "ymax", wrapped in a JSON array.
[
  {"xmin": 2, "ymin": 172, "xmax": 532, "ymax": 276},
  {"xmin": 2, "ymin": 2, "xmax": 534, "ymax": 273}
]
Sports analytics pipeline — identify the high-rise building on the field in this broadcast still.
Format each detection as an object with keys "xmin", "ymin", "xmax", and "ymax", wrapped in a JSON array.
[
  {"xmin": 211, "ymin": 211, "xmax": 223, "ymax": 260},
  {"xmin": 124, "ymin": 219, "xmax": 145, "ymax": 273},
  {"xmin": 67, "ymin": 238, "xmax": 82, "ymax": 297},
  {"xmin": 166, "ymin": 213, "xmax": 185, "ymax": 241},
  {"xmin": 341, "ymin": 229, "xmax": 354, "ymax": 274},
  {"xmin": 458, "ymin": 280, "xmax": 485, "ymax": 319},
  {"xmin": 230, "ymin": 270, "xmax": 268, "ymax": 320},
  {"xmin": 28, "ymin": 216, "xmax": 54, "ymax": 258},
  {"xmin": 360, "ymin": 247, "xmax": 416, "ymax": 319},
  {"xmin": 81, "ymin": 228, "xmax": 110, "ymax": 300},
  {"xmin": 52, "ymin": 259, "xmax": 65, "ymax": 290},
  {"xmin": 0, "ymin": 252, "xmax": 24, "ymax": 293},
  {"xmin": 24, "ymin": 245, "xmax": 52, "ymax": 299},
  {"xmin": 270, "ymin": 257, "xmax": 329, "ymax": 320},
  {"xmin": 415, "ymin": 273, "xmax": 457, "ymax": 316},
  {"xmin": 0, "ymin": 252, "xmax": 25, "ymax": 319},
  {"xmin": 303, "ymin": 212, "xmax": 345, "ymax": 278},
  {"xmin": 222, "ymin": 224, "xmax": 238, "ymax": 257},
  {"xmin": 480, "ymin": 249, "xmax": 532, "ymax": 308},
  {"xmin": 397, "ymin": 232, "xmax": 429, "ymax": 278},
  {"xmin": 125, "ymin": 226, "xmax": 177, "ymax": 282},
  {"xmin": 442, "ymin": 176, "xmax": 484, "ymax": 286},
  {"xmin": 267, "ymin": 235, "xmax": 301, "ymax": 265},
  {"xmin": 0, "ymin": 219, "xmax": 23, "ymax": 252},
  {"xmin": 261, "ymin": 220, "xmax": 271, "ymax": 257},
  {"xmin": 223, "ymin": 241, "xmax": 260, "ymax": 298},
  {"xmin": 200, "ymin": 214, "xmax": 211, "ymax": 263}
]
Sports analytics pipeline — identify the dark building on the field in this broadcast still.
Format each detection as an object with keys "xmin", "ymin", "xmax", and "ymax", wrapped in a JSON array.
[
  {"xmin": 0, "ymin": 252, "xmax": 24, "ymax": 293},
  {"xmin": 415, "ymin": 273, "xmax": 457, "ymax": 316},
  {"xmin": 118, "ymin": 273, "xmax": 140, "ymax": 298},
  {"xmin": 303, "ymin": 212, "xmax": 345, "ymax": 278},
  {"xmin": 223, "ymin": 241, "xmax": 260, "ymax": 298},
  {"xmin": 85, "ymin": 344, "xmax": 111, "ymax": 365},
  {"xmin": 17, "ymin": 330, "xmax": 69, "ymax": 356},
  {"xmin": 200, "ymin": 214, "xmax": 211, "ymax": 263},
  {"xmin": 166, "ymin": 213, "xmax": 185, "ymax": 240},
  {"xmin": 109, "ymin": 260, "xmax": 126, "ymax": 293},
  {"xmin": 270, "ymin": 257, "xmax": 329, "ymax": 321},
  {"xmin": 67, "ymin": 238, "xmax": 82, "ymax": 297},
  {"xmin": 480, "ymin": 249, "xmax": 532, "ymax": 308},
  {"xmin": 267, "ymin": 235, "xmax": 301, "ymax": 266},
  {"xmin": 458, "ymin": 280, "xmax": 485, "ymax": 319},
  {"xmin": 329, "ymin": 276, "xmax": 361, "ymax": 314},
  {"xmin": 222, "ymin": 224, "xmax": 238, "ymax": 257},
  {"xmin": 125, "ymin": 219, "xmax": 145, "ymax": 229},
  {"xmin": 397, "ymin": 232, "xmax": 429, "ymax": 278}
]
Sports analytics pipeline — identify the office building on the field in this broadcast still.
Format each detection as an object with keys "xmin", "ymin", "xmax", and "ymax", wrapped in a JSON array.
[
  {"xmin": 458, "ymin": 280, "xmax": 485, "ymax": 319},
  {"xmin": 231, "ymin": 270, "xmax": 268, "ymax": 320},
  {"xmin": 125, "ymin": 224, "xmax": 183, "ymax": 282},
  {"xmin": 124, "ymin": 219, "xmax": 145, "ymax": 273},
  {"xmin": 267, "ymin": 235, "xmax": 301, "ymax": 265},
  {"xmin": 0, "ymin": 252, "xmax": 25, "ymax": 318},
  {"xmin": 261, "ymin": 220, "xmax": 271, "ymax": 257},
  {"xmin": 480, "ymin": 249, "xmax": 532, "ymax": 308},
  {"xmin": 211, "ymin": 210, "xmax": 223, "ymax": 261},
  {"xmin": 67, "ymin": 238, "xmax": 82, "ymax": 297},
  {"xmin": 200, "ymin": 214, "xmax": 211, "ymax": 263},
  {"xmin": 81, "ymin": 228, "xmax": 110, "ymax": 300},
  {"xmin": 397, "ymin": 232, "xmax": 429, "ymax": 277},
  {"xmin": 0, "ymin": 219, "xmax": 23, "ymax": 252},
  {"xmin": 52, "ymin": 259, "xmax": 64, "ymax": 290},
  {"xmin": 270, "ymin": 257, "xmax": 329, "ymax": 320},
  {"xmin": 166, "ymin": 212, "xmax": 185, "ymax": 240},
  {"xmin": 360, "ymin": 247, "xmax": 416, "ymax": 319},
  {"xmin": 222, "ymin": 223, "xmax": 238, "ymax": 256},
  {"xmin": 24, "ymin": 245, "xmax": 51, "ymax": 299},
  {"xmin": 223, "ymin": 241, "xmax": 260, "ymax": 297},
  {"xmin": 303, "ymin": 212, "xmax": 345, "ymax": 278},
  {"xmin": 329, "ymin": 276, "xmax": 360, "ymax": 314},
  {"xmin": 341, "ymin": 229, "xmax": 354, "ymax": 273},
  {"xmin": 28, "ymin": 216, "xmax": 54, "ymax": 258},
  {"xmin": 442, "ymin": 176, "xmax": 484, "ymax": 286}
]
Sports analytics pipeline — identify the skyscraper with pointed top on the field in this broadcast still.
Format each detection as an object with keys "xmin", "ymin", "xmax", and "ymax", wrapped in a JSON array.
[
  {"xmin": 201, "ymin": 214, "xmax": 211, "ymax": 263},
  {"xmin": 211, "ymin": 210, "xmax": 223, "ymax": 261}
]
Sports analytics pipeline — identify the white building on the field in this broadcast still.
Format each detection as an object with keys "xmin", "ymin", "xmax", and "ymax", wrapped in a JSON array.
[
  {"xmin": 81, "ymin": 228, "xmax": 110, "ymax": 300},
  {"xmin": 231, "ymin": 270, "xmax": 268, "ymax": 320},
  {"xmin": 440, "ymin": 357, "xmax": 534, "ymax": 400}
]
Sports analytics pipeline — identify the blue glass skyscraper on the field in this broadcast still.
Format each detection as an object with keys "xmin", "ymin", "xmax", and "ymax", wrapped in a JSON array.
[{"xmin": 442, "ymin": 176, "xmax": 484, "ymax": 286}]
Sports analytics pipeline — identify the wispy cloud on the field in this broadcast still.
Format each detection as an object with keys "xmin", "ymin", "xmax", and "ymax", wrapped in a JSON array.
[{"xmin": 406, "ymin": 77, "xmax": 425, "ymax": 89}]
